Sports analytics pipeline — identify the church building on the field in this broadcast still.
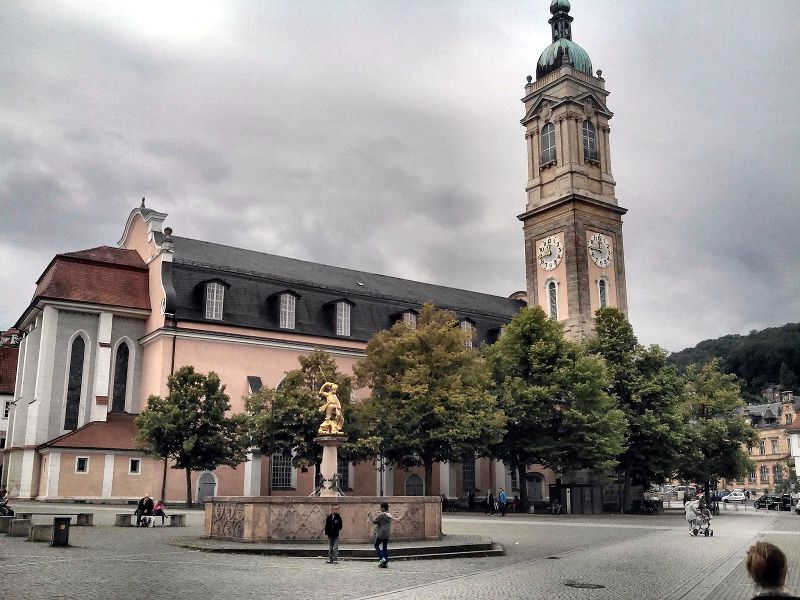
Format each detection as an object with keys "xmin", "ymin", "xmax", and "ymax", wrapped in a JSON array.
[{"xmin": 1, "ymin": 1, "xmax": 628, "ymax": 509}]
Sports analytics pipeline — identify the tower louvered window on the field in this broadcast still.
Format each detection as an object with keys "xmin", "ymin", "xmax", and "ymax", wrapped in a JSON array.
[
  {"xmin": 582, "ymin": 120, "xmax": 599, "ymax": 161},
  {"xmin": 540, "ymin": 123, "xmax": 556, "ymax": 165}
]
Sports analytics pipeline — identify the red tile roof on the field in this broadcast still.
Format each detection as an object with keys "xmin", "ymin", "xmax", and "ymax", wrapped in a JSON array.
[
  {"xmin": 34, "ymin": 246, "xmax": 150, "ymax": 311},
  {"xmin": 0, "ymin": 346, "xmax": 19, "ymax": 394},
  {"xmin": 41, "ymin": 412, "xmax": 140, "ymax": 451}
]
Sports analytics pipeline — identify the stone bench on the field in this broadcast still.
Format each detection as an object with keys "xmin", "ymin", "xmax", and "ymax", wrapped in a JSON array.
[
  {"xmin": 115, "ymin": 512, "xmax": 185, "ymax": 527},
  {"xmin": 28, "ymin": 523, "xmax": 53, "ymax": 542},
  {"xmin": 17, "ymin": 512, "xmax": 93, "ymax": 526},
  {"xmin": 8, "ymin": 518, "xmax": 32, "ymax": 537},
  {"xmin": 0, "ymin": 515, "xmax": 14, "ymax": 533}
]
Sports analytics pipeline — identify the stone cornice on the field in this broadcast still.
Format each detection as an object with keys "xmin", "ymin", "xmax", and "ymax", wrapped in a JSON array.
[{"xmin": 517, "ymin": 193, "xmax": 628, "ymax": 221}]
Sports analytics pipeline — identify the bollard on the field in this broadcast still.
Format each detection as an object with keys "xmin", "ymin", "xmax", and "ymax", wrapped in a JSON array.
[{"xmin": 52, "ymin": 517, "xmax": 71, "ymax": 547}]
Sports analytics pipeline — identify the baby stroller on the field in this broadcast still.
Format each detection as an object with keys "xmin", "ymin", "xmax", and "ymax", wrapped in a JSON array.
[{"xmin": 696, "ymin": 509, "xmax": 713, "ymax": 537}]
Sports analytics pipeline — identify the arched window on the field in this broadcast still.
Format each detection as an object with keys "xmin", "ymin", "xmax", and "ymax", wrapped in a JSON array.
[
  {"xmin": 111, "ymin": 342, "xmax": 129, "ymax": 412},
  {"xmin": 582, "ymin": 120, "xmax": 599, "ymax": 161},
  {"xmin": 64, "ymin": 336, "xmax": 85, "ymax": 430},
  {"xmin": 540, "ymin": 123, "xmax": 556, "ymax": 165},
  {"xmin": 598, "ymin": 278, "xmax": 608, "ymax": 309},
  {"xmin": 547, "ymin": 280, "xmax": 558, "ymax": 320}
]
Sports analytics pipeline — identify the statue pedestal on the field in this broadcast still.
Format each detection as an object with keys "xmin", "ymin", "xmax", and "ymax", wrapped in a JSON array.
[{"xmin": 314, "ymin": 434, "xmax": 347, "ymax": 497}]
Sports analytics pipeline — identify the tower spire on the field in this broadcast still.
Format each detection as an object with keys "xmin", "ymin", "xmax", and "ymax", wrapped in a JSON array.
[{"xmin": 549, "ymin": 0, "xmax": 573, "ymax": 42}]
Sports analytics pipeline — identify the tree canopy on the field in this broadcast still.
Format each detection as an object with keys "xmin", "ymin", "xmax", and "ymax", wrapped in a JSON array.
[
  {"xmin": 485, "ymin": 306, "xmax": 627, "ymax": 509},
  {"xmin": 354, "ymin": 303, "xmax": 506, "ymax": 494},
  {"xmin": 587, "ymin": 308, "xmax": 687, "ymax": 510},
  {"xmin": 676, "ymin": 359, "xmax": 756, "ymax": 498},
  {"xmin": 135, "ymin": 366, "xmax": 248, "ymax": 506}
]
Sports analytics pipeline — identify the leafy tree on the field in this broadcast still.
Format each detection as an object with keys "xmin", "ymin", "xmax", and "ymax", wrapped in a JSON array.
[
  {"xmin": 677, "ymin": 359, "xmax": 756, "ymax": 504},
  {"xmin": 136, "ymin": 366, "xmax": 249, "ymax": 506},
  {"xmin": 485, "ymin": 306, "xmax": 627, "ymax": 510},
  {"xmin": 588, "ymin": 308, "xmax": 688, "ymax": 511},
  {"xmin": 354, "ymin": 303, "xmax": 506, "ymax": 493},
  {"xmin": 246, "ymin": 349, "xmax": 369, "ymax": 472}
]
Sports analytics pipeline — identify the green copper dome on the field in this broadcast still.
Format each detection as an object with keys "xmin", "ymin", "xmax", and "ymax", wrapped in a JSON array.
[
  {"xmin": 535, "ymin": 0, "xmax": 593, "ymax": 80},
  {"xmin": 536, "ymin": 38, "xmax": 593, "ymax": 79}
]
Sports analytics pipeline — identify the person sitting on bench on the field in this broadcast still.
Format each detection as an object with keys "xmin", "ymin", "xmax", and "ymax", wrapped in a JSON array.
[
  {"xmin": 135, "ymin": 493, "xmax": 154, "ymax": 527},
  {"xmin": 153, "ymin": 499, "xmax": 169, "ymax": 526}
]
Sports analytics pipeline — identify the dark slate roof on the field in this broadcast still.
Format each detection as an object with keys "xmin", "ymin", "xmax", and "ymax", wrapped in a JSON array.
[
  {"xmin": 168, "ymin": 236, "xmax": 524, "ymax": 344},
  {"xmin": 746, "ymin": 403, "xmax": 782, "ymax": 418}
]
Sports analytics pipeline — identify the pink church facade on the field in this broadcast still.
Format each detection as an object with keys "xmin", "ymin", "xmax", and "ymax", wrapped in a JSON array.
[{"xmin": 2, "ymin": 203, "xmax": 556, "ymax": 505}]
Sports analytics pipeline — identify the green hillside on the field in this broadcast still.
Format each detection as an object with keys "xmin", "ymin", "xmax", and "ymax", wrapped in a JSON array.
[{"xmin": 667, "ymin": 323, "xmax": 800, "ymax": 400}]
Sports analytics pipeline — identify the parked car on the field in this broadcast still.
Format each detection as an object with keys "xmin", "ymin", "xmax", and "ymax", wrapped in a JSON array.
[
  {"xmin": 723, "ymin": 491, "xmax": 747, "ymax": 504},
  {"xmin": 754, "ymin": 494, "xmax": 792, "ymax": 511}
]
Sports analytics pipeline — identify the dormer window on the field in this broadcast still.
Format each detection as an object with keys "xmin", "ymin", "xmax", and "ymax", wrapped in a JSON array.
[
  {"xmin": 279, "ymin": 293, "xmax": 297, "ymax": 329},
  {"xmin": 402, "ymin": 312, "xmax": 417, "ymax": 329},
  {"xmin": 205, "ymin": 282, "xmax": 225, "ymax": 320},
  {"xmin": 582, "ymin": 120, "xmax": 599, "ymax": 162},
  {"xmin": 336, "ymin": 301, "xmax": 351, "ymax": 336},
  {"xmin": 460, "ymin": 319, "xmax": 475, "ymax": 350}
]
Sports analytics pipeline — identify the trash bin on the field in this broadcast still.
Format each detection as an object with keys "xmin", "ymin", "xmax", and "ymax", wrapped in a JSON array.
[{"xmin": 52, "ymin": 517, "xmax": 71, "ymax": 547}]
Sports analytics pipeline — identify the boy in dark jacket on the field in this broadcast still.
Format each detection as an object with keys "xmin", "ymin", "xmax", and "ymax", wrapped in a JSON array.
[
  {"xmin": 324, "ymin": 504, "xmax": 343, "ymax": 564},
  {"xmin": 369, "ymin": 502, "xmax": 400, "ymax": 568}
]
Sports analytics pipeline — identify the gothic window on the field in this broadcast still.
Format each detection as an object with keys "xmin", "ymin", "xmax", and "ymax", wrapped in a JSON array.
[
  {"xmin": 205, "ymin": 282, "xmax": 224, "ymax": 320},
  {"xmin": 111, "ymin": 342, "xmax": 129, "ymax": 412},
  {"xmin": 460, "ymin": 320, "xmax": 475, "ymax": 349},
  {"xmin": 335, "ymin": 301, "xmax": 351, "ymax": 336},
  {"xmin": 582, "ymin": 120, "xmax": 599, "ymax": 161},
  {"xmin": 598, "ymin": 278, "xmax": 608, "ymax": 309},
  {"xmin": 271, "ymin": 453, "xmax": 293, "ymax": 488},
  {"xmin": 540, "ymin": 123, "xmax": 556, "ymax": 165},
  {"xmin": 279, "ymin": 293, "xmax": 296, "ymax": 329},
  {"xmin": 462, "ymin": 454, "xmax": 475, "ymax": 493},
  {"xmin": 64, "ymin": 335, "xmax": 85, "ymax": 430},
  {"xmin": 547, "ymin": 280, "xmax": 558, "ymax": 320}
]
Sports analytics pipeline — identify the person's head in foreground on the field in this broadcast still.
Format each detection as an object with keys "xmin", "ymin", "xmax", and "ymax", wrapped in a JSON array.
[
  {"xmin": 380, "ymin": 502, "xmax": 389, "ymax": 512},
  {"xmin": 746, "ymin": 542, "xmax": 788, "ymax": 593}
]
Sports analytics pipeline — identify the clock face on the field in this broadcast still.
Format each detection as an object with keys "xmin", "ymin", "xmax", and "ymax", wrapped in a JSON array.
[
  {"xmin": 537, "ymin": 235, "xmax": 564, "ymax": 271},
  {"xmin": 588, "ymin": 232, "xmax": 612, "ymax": 268}
]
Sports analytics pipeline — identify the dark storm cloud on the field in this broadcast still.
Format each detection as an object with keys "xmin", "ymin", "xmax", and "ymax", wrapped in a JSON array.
[{"xmin": 1, "ymin": 0, "xmax": 798, "ymax": 351}]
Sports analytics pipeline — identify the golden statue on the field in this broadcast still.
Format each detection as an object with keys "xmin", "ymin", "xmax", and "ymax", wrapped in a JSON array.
[{"xmin": 318, "ymin": 382, "xmax": 344, "ymax": 435}]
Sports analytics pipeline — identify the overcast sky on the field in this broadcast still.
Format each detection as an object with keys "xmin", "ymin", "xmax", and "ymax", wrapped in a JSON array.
[{"xmin": 1, "ymin": 0, "xmax": 798, "ymax": 352}]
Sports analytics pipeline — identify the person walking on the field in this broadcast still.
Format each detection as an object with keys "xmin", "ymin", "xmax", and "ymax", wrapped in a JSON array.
[
  {"xmin": 498, "ymin": 488, "xmax": 507, "ymax": 516},
  {"xmin": 745, "ymin": 541, "xmax": 800, "ymax": 599},
  {"xmin": 324, "ymin": 504, "xmax": 343, "ymax": 564},
  {"xmin": 467, "ymin": 489, "xmax": 475, "ymax": 511},
  {"xmin": 685, "ymin": 497, "xmax": 699, "ymax": 536},
  {"xmin": 485, "ymin": 489, "xmax": 495, "ymax": 515},
  {"xmin": 368, "ymin": 502, "xmax": 399, "ymax": 568}
]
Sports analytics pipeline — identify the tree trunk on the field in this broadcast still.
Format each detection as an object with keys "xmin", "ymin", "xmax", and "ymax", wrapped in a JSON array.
[
  {"xmin": 424, "ymin": 460, "xmax": 433, "ymax": 496},
  {"xmin": 623, "ymin": 464, "xmax": 633, "ymax": 513},
  {"xmin": 517, "ymin": 464, "xmax": 528, "ymax": 512},
  {"xmin": 185, "ymin": 468, "xmax": 193, "ymax": 507},
  {"xmin": 161, "ymin": 458, "xmax": 168, "ymax": 502}
]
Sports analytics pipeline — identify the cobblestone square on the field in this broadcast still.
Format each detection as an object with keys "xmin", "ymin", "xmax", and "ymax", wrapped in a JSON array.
[{"xmin": 2, "ymin": 503, "xmax": 799, "ymax": 599}]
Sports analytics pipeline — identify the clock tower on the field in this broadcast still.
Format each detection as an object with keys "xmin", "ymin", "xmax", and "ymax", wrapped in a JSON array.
[{"xmin": 519, "ymin": 0, "xmax": 628, "ymax": 341}]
